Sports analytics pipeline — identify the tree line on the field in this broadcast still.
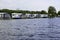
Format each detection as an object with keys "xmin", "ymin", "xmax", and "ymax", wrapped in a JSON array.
[{"xmin": 0, "ymin": 6, "xmax": 60, "ymax": 17}]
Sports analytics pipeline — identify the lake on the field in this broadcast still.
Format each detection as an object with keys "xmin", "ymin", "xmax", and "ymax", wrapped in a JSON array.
[{"xmin": 0, "ymin": 17, "xmax": 60, "ymax": 40}]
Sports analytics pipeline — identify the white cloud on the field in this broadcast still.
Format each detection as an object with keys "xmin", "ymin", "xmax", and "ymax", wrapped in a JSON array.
[{"xmin": 0, "ymin": 0, "xmax": 60, "ymax": 11}]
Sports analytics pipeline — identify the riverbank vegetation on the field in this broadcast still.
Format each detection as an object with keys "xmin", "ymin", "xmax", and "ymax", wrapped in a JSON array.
[{"xmin": 0, "ymin": 6, "xmax": 60, "ymax": 18}]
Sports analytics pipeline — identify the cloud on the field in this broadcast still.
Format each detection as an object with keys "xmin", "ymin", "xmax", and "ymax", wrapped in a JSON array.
[{"xmin": 0, "ymin": 0, "xmax": 60, "ymax": 11}]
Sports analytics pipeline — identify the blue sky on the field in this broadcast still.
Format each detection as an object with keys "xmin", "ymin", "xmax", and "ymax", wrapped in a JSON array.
[{"xmin": 0, "ymin": 0, "xmax": 60, "ymax": 11}]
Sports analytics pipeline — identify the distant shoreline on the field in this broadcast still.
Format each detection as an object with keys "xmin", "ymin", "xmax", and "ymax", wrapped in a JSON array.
[{"xmin": 0, "ymin": 17, "xmax": 59, "ymax": 20}]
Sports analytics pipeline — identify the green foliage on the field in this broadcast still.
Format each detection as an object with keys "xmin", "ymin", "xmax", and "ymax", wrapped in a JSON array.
[
  {"xmin": 58, "ymin": 11, "xmax": 60, "ymax": 15},
  {"xmin": 40, "ymin": 10, "xmax": 47, "ymax": 14},
  {"xmin": 35, "ymin": 11, "xmax": 41, "ymax": 14},
  {"xmin": 48, "ymin": 6, "xmax": 57, "ymax": 18},
  {"xmin": 0, "ymin": 9, "xmax": 41, "ymax": 14}
]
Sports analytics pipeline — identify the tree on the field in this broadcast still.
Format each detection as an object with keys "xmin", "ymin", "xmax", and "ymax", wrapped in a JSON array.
[
  {"xmin": 40, "ymin": 10, "xmax": 47, "ymax": 14},
  {"xmin": 48, "ymin": 6, "xmax": 56, "ymax": 18},
  {"xmin": 58, "ymin": 11, "xmax": 60, "ymax": 15}
]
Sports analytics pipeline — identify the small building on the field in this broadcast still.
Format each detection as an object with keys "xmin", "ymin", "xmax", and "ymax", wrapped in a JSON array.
[
  {"xmin": 36, "ymin": 14, "xmax": 41, "ymax": 18},
  {"xmin": 26, "ymin": 13, "xmax": 40, "ymax": 18},
  {"xmin": 12, "ymin": 13, "xmax": 22, "ymax": 19},
  {"xmin": 0, "ymin": 12, "xmax": 11, "ymax": 19},
  {"xmin": 25, "ymin": 14, "xmax": 31, "ymax": 18},
  {"xmin": 40, "ymin": 14, "xmax": 48, "ymax": 18},
  {"xmin": 26, "ymin": 14, "xmax": 35, "ymax": 18},
  {"xmin": 33, "ymin": 14, "xmax": 39, "ymax": 18},
  {"xmin": 58, "ymin": 15, "xmax": 60, "ymax": 17}
]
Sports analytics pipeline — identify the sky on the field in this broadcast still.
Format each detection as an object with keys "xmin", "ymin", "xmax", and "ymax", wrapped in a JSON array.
[{"xmin": 0, "ymin": 0, "xmax": 60, "ymax": 11}]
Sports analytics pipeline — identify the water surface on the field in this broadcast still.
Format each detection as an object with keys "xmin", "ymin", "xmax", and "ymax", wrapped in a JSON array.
[{"xmin": 0, "ymin": 18, "xmax": 60, "ymax": 40}]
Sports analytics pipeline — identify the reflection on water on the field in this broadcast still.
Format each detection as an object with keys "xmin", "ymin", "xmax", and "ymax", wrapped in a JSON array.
[{"xmin": 0, "ymin": 18, "xmax": 60, "ymax": 40}]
